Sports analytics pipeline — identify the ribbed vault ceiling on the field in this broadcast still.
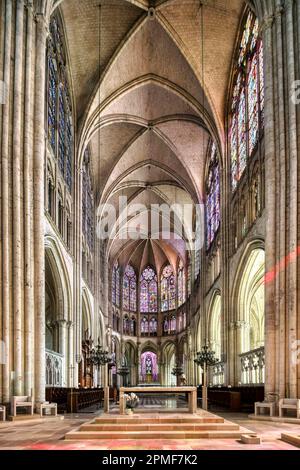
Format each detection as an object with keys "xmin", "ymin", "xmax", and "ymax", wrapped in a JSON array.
[{"xmin": 57, "ymin": 0, "xmax": 246, "ymax": 269}]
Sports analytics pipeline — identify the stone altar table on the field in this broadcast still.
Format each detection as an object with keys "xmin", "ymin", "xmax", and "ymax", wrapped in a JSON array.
[{"xmin": 119, "ymin": 386, "xmax": 197, "ymax": 414}]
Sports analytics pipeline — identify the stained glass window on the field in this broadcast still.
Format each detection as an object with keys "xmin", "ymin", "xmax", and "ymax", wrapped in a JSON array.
[
  {"xmin": 112, "ymin": 261, "xmax": 120, "ymax": 307},
  {"xmin": 130, "ymin": 317, "xmax": 136, "ymax": 336},
  {"xmin": 47, "ymin": 15, "xmax": 73, "ymax": 190},
  {"xmin": 170, "ymin": 315, "xmax": 176, "ymax": 333},
  {"xmin": 141, "ymin": 352, "xmax": 158, "ymax": 382},
  {"xmin": 140, "ymin": 267, "xmax": 158, "ymax": 313},
  {"xmin": 178, "ymin": 260, "xmax": 186, "ymax": 307},
  {"xmin": 82, "ymin": 149, "xmax": 94, "ymax": 252},
  {"xmin": 163, "ymin": 317, "xmax": 169, "ymax": 334},
  {"xmin": 149, "ymin": 317, "xmax": 158, "ymax": 336},
  {"xmin": 178, "ymin": 312, "xmax": 183, "ymax": 332},
  {"xmin": 123, "ymin": 265, "xmax": 137, "ymax": 312},
  {"xmin": 187, "ymin": 263, "xmax": 192, "ymax": 296},
  {"xmin": 141, "ymin": 316, "xmax": 149, "ymax": 335},
  {"xmin": 123, "ymin": 316, "xmax": 129, "ymax": 335},
  {"xmin": 230, "ymin": 12, "xmax": 264, "ymax": 190},
  {"xmin": 206, "ymin": 143, "xmax": 220, "ymax": 248},
  {"xmin": 183, "ymin": 311, "xmax": 187, "ymax": 330},
  {"xmin": 47, "ymin": 55, "xmax": 56, "ymax": 150},
  {"xmin": 160, "ymin": 265, "xmax": 176, "ymax": 312}
]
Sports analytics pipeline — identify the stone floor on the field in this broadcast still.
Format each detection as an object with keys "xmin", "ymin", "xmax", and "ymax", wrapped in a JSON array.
[{"xmin": 0, "ymin": 400, "xmax": 299, "ymax": 450}]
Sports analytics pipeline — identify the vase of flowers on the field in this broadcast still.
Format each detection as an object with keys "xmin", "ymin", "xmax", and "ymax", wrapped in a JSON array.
[{"xmin": 124, "ymin": 393, "xmax": 139, "ymax": 414}]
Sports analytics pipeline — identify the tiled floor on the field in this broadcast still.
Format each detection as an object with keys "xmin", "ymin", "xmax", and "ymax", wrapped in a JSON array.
[{"xmin": 0, "ymin": 402, "xmax": 299, "ymax": 450}]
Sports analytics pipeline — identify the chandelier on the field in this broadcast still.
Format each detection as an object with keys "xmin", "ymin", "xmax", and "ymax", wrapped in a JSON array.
[
  {"xmin": 171, "ymin": 363, "xmax": 184, "ymax": 376},
  {"xmin": 194, "ymin": 345, "xmax": 219, "ymax": 367},
  {"xmin": 89, "ymin": 343, "xmax": 113, "ymax": 366}
]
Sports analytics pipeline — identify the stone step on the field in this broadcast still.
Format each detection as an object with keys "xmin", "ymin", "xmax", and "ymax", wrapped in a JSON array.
[
  {"xmin": 65, "ymin": 429, "xmax": 245, "ymax": 440},
  {"xmin": 80, "ymin": 422, "xmax": 239, "ymax": 432},
  {"xmin": 94, "ymin": 416, "xmax": 224, "ymax": 424}
]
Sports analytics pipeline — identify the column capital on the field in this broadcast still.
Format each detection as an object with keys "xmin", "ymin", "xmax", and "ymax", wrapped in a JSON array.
[
  {"xmin": 34, "ymin": 12, "xmax": 50, "ymax": 40},
  {"xmin": 284, "ymin": 0, "xmax": 294, "ymax": 11},
  {"xmin": 260, "ymin": 14, "xmax": 275, "ymax": 33},
  {"xmin": 230, "ymin": 320, "xmax": 250, "ymax": 330},
  {"xmin": 275, "ymin": 5, "xmax": 285, "ymax": 18},
  {"xmin": 25, "ymin": 0, "xmax": 34, "ymax": 9},
  {"xmin": 55, "ymin": 319, "xmax": 68, "ymax": 327}
]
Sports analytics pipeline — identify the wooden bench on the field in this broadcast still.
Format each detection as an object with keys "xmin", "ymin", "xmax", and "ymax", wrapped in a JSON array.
[{"xmin": 208, "ymin": 390, "xmax": 241, "ymax": 412}]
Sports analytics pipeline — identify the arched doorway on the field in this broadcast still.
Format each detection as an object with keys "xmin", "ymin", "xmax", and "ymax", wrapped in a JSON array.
[
  {"xmin": 208, "ymin": 293, "xmax": 224, "ymax": 385},
  {"xmin": 162, "ymin": 342, "xmax": 176, "ymax": 386},
  {"xmin": 45, "ymin": 241, "xmax": 71, "ymax": 388},
  {"xmin": 235, "ymin": 247, "xmax": 265, "ymax": 385},
  {"xmin": 208, "ymin": 293, "xmax": 221, "ymax": 360},
  {"xmin": 125, "ymin": 342, "xmax": 137, "ymax": 386},
  {"xmin": 79, "ymin": 291, "xmax": 93, "ymax": 388}
]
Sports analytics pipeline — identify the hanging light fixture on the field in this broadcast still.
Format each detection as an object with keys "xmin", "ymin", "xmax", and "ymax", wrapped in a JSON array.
[
  {"xmin": 194, "ymin": 345, "xmax": 219, "ymax": 367},
  {"xmin": 89, "ymin": 342, "xmax": 113, "ymax": 367},
  {"xmin": 194, "ymin": 343, "xmax": 219, "ymax": 411},
  {"xmin": 171, "ymin": 363, "xmax": 184, "ymax": 377}
]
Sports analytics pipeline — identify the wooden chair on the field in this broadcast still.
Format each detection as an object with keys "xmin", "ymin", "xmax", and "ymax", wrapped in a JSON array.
[
  {"xmin": 11, "ymin": 396, "xmax": 34, "ymax": 417},
  {"xmin": 0, "ymin": 405, "xmax": 6, "ymax": 421},
  {"xmin": 279, "ymin": 398, "xmax": 300, "ymax": 419}
]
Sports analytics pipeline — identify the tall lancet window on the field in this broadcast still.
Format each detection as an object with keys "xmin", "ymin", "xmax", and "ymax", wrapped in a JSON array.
[
  {"xmin": 123, "ymin": 265, "xmax": 137, "ymax": 312},
  {"xmin": 177, "ymin": 259, "xmax": 186, "ymax": 307},
  {"xmin": 161, "ymin": 265, "xmax": 176, "ymax": 312},
  {"xmin": 140, "ymin": 267, "xmax": 158, "ymax": 313},
  {"xmin": 47, "ymin": 15, "xmax": 73, "ymax": 192},
  {"xmin": 82, "ymin": 150, "xmax": 94, "ymax": 252},
  {"xmin": 206, "ymin": 142, "xmax": 220, "ymax": 248},
  {"xmin": 230, "ymin": 11, "xmax": 264, "ymax": 190},
  {"xmin": 112, "ymin": 261, "xmax": 120, "ymax": 307}
]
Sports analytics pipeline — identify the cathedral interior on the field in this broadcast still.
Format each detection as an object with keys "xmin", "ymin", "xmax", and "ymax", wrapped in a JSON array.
[{"xmin": 0, "ymin": 0, "xmax": 300, "ymax": 453}]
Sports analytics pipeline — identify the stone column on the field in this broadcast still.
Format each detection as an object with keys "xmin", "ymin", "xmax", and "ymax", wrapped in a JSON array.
[
  {"xmin": 33, "ymin": 11, "xmax": 48, "ymax": 404},
  {"xmin": 24, "ymin": 0, "xmax": 34, "ymax": 398},
  {"xmin": 67, "ymin": 321, "xmax": 74, "ymax": 386},
  {"xmin": 256, "ymin": 0, "xmax": 300, "ymax": 398},
  {"xmin": 12, "ymin": 0, "xmax": 24, "ymax": 396},
  {"xmin": 136, "ymin": 341, "xmax": 141, "ymax": 385},
  {"xmin": 285, "ymin": 0, "xmax": 298, "ymax": 399},
  {"xmin": 103, "ymin": 363, "xmax": 109, "ymax": 413},
  {"xmin": 57, "ymin": 319, "xmax": 67, "ymax": 386},
  {"xmin": 1, "ymin": 0, "xmax": 13, "ymax": 404},
  {"xmin": 73, "ymin": 165, "xmax": 83, "ymax": 387}
]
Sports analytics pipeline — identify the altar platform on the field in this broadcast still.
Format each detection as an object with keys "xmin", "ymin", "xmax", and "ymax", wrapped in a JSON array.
[{"xmin": 64, "ymin": 409, "xmax": 252, "ymax": 441}]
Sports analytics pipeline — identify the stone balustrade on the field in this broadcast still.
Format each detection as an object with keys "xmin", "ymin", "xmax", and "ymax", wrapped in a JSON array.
[
  {"xmin": 45, "ymin": 349, "xmax": 64, "ymax": 387},
  {"xmin": 239, "ymin": 347, "xmax": 265, "ymax": 385}
]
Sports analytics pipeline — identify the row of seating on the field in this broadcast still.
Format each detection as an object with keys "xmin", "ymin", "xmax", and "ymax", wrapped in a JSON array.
[
  {"xmin": 207, "ymin": 390, "xmax": 241, "ymax": 411},
  {"xmin": 46, "ymin": 387, "xmax": 118, "ymax": 413},
  {"xmin": 0, "ymin": 396, "xmax": 57, "ymax": 420},
  {"xmin": 197, "ymin": 385, "xmax": 264, "ymax": 412},
  {"xmin": 67, "ymin": 389, "xmax": 103, "ymax": 412},
  {"xmin": 0, "ymin": 387, "xmax": 120, "ymax": 420},
  {"xmin": 255, "ymin": 399, "xmax": 300, "ymax": 419}
]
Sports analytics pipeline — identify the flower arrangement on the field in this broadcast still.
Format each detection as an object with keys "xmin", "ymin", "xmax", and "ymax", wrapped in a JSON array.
[{"xmin": 124, "ymin": 393, "xmax": 139, "ymax": 410}]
